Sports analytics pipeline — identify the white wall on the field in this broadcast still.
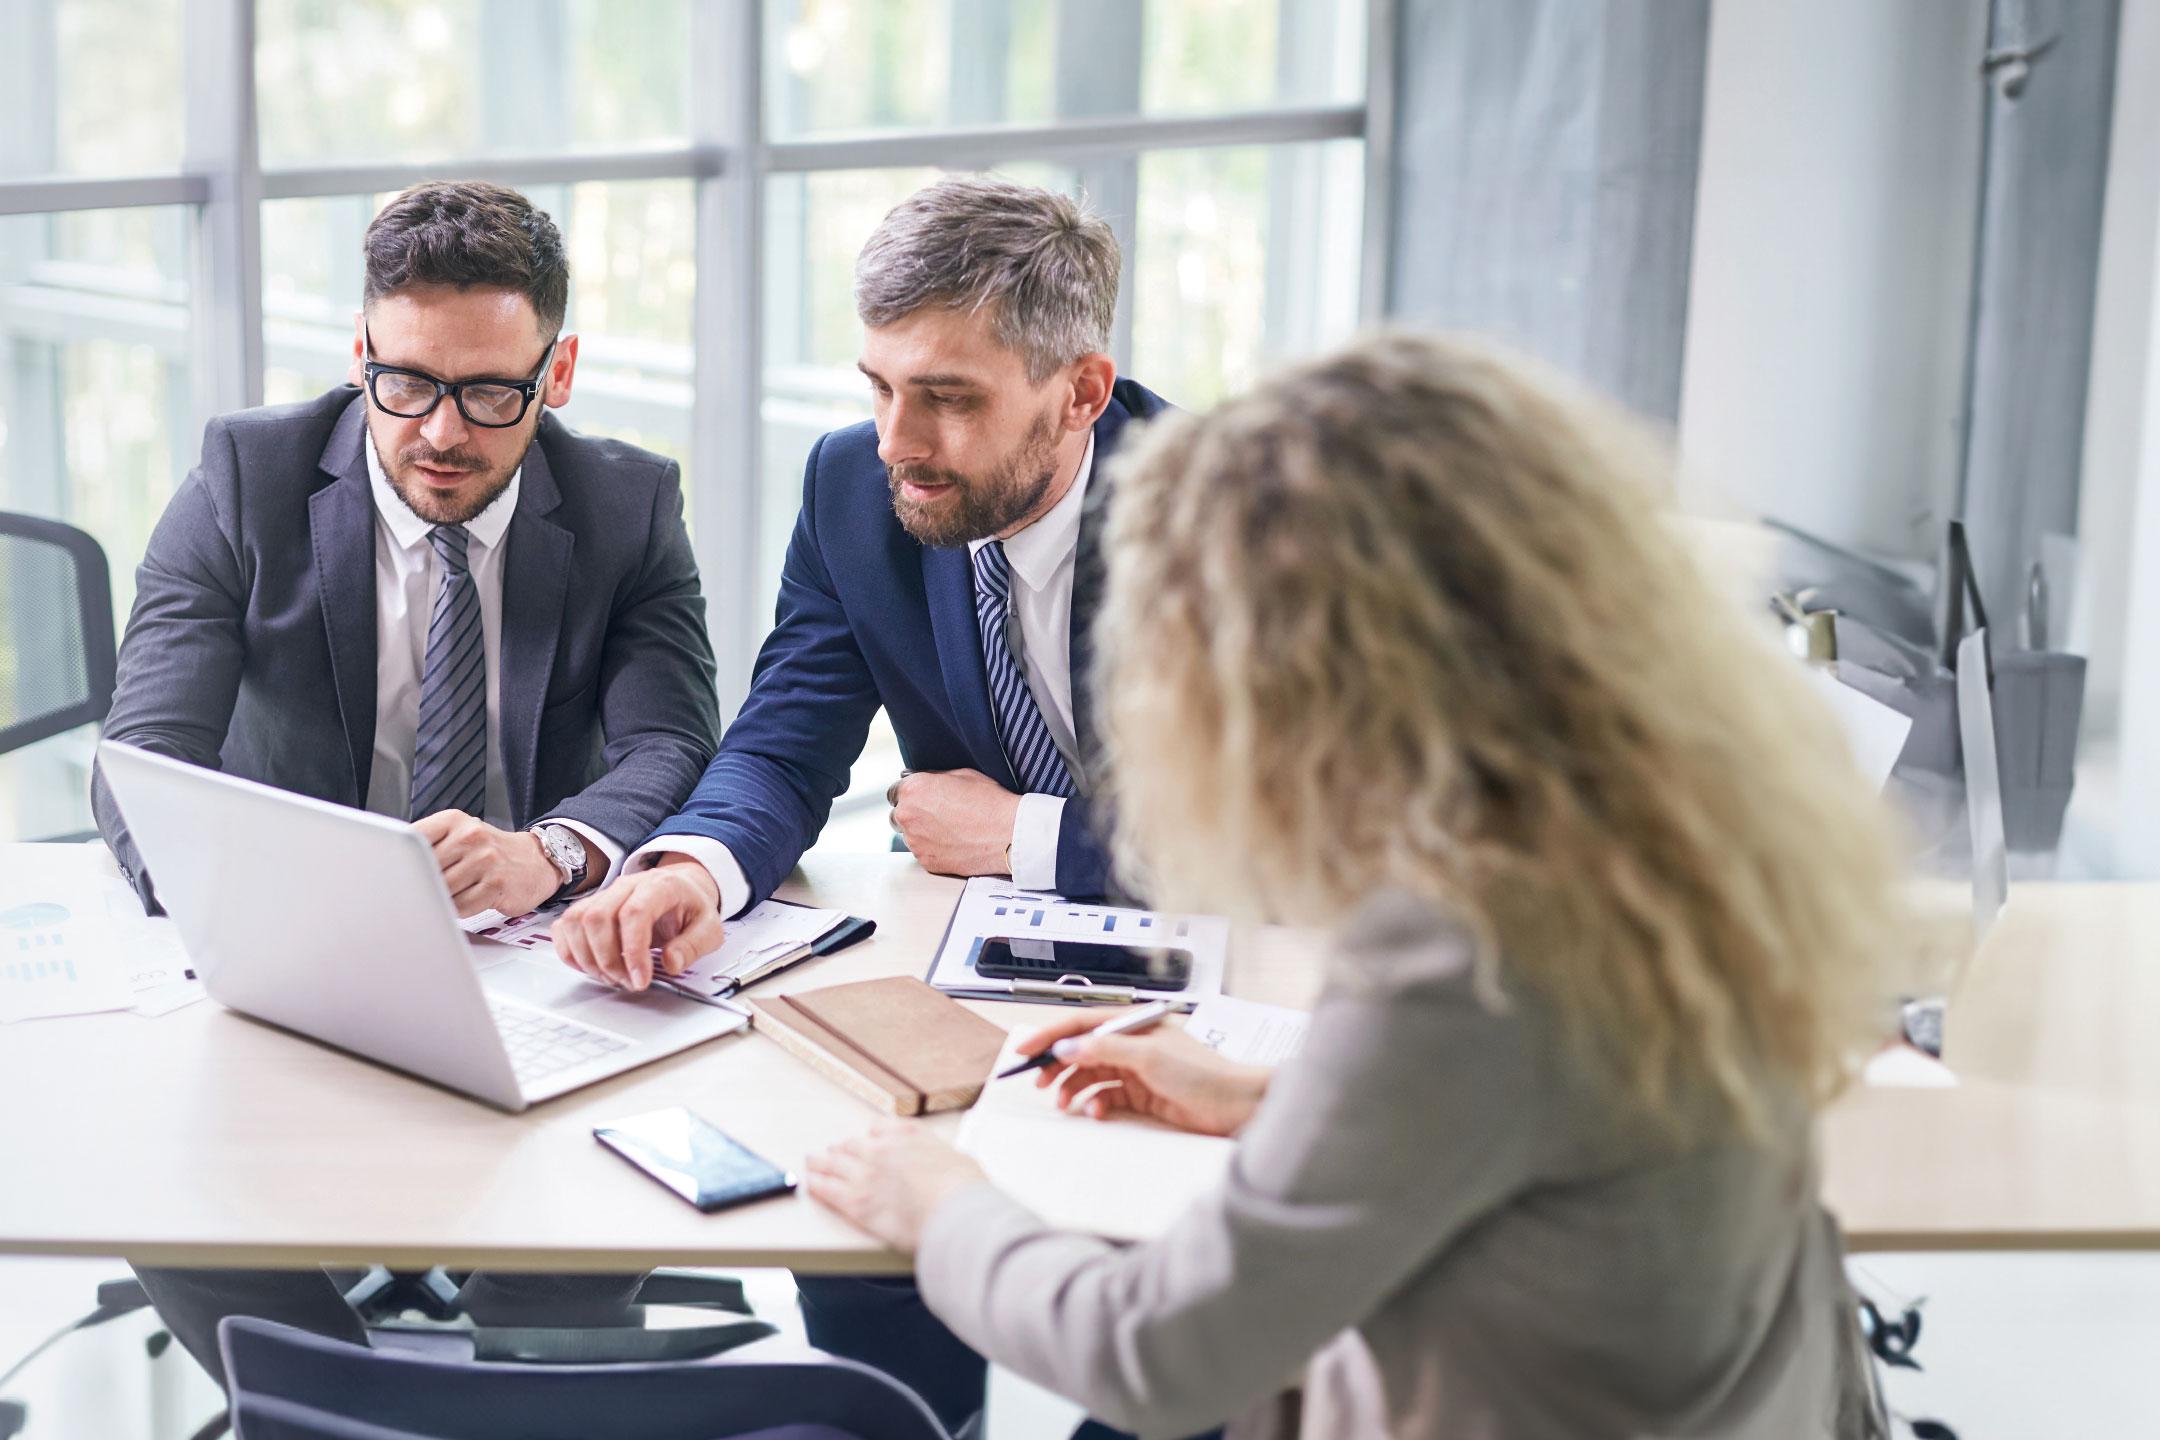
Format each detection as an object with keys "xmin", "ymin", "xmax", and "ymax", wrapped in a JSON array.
[
  {"xmin": 2078, "ymin": 0, "xmax": 2160, "ymax": 742},
  {"xmin": 1676, "ymin": 0, "xmax": 1983, "ymax": 558},
  {"xmin": 2097, "ymin": 0, "xmax": 2160, "ymax": 877}
]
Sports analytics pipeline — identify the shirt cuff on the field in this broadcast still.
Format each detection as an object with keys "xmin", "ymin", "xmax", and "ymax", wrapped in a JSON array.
[
  {"xmin": 627, "ymin": 834, "xmax": 754, "ymax": 920},
  {"xmin": 1008, "ymin": 793, "xmax": 1067, "ymax": 890},
  {"xmin": 538, "ymin": 816, "xmax": 626, "ymax": 892}
]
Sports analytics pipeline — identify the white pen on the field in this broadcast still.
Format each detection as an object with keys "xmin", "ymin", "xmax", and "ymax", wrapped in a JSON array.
[
  {"xmin": 652, "ymin": 974, "xmax": 754, "ymax": 1020},
  {"xmin": 994, "ymin": 998, "xmax": 1177, "ymax": 1080}
]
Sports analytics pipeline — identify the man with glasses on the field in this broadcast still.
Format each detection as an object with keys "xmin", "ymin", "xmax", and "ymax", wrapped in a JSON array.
[{"xmin": 91, "ymin": 180, "xmax": 718, "ymax": 1386}]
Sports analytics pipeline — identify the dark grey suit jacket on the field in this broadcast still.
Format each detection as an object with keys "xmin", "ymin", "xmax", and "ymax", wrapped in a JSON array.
[{"xmin": 93, "ymin": 387, "xmax": 721, "ymax": 911}]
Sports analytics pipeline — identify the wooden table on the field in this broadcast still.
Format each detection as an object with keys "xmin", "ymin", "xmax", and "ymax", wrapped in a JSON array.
[
  {"xmin": 7, "ymin": 842, "xmax": 2155, "ymax": 1267},
  {"xmin": 1822, "ymin": 883, "xmax": 2160, "ymax": 1251},
  {"xmin": 0, "ymin": 846, "xmax": 1319, "ymax": 1274}
]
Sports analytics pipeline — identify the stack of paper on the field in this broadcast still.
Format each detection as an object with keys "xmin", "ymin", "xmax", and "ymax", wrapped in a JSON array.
[
  {"xmin": 2, "ymin": 845, "xmax": 208, "ymax": 1021},
  {"xmin": 0, "ymin": 896, "xmax": 130, "ymax": 1021}
]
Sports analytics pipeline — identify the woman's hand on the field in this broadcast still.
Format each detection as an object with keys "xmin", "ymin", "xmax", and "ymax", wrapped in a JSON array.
[
  {"xmin": 803, "ymin": 1121, "xmax": 989, "ymax": 1253},
  {"xmin": 1017, "ymin": 1013, "xmax": 1272, "ymax": 1137}
]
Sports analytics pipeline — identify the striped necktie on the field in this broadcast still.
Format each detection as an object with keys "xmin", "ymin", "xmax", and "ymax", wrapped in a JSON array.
[
  {"xmin": 970, "ymin": 540, "xmax": 1077, "ymax": 798},
  {"xmin": 408, "ymin": 524, "xmax": 488, "ymax": 820}
]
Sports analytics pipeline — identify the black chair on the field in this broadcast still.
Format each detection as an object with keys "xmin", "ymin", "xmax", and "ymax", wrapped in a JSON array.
[
  {"xmin": 2, "ymin": 1272, "xmax": 780, "ymax": 1440},
  {"xmin": 0, "ymin": 510, "xmax": 117, "ymax": 758},
  {"xmin": 218, "ymin": 1315, "xmax": 950, "ymax": 1440}
]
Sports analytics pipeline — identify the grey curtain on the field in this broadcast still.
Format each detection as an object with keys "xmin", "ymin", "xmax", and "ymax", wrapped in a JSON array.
[{"xmin": 1383, "ymin": 0, "xmax": 1710, "ymax": 423}]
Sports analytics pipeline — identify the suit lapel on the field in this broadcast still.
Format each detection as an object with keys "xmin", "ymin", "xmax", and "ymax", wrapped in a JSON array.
[
  {"xmin": 1067, "ymin": 397, "xmax": 1139, "ymax": 780},
  {"xmin": 922, "ymin": 543, "xmax": 1018, "ymax": 789},
  {"xmin": 1068, "ymin": 473, "xmax": 1109, "ymax": 779},
  {"xmin": 498, "ymin": 426, "xmax": 572, "ymax": 828},
  {"xmin": 311, "ymin": 397, "xmax": 379, "ymax": 805}
]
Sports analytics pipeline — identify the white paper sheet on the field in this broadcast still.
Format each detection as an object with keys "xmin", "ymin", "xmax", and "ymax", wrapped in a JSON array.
[
  {"xmin": 473, "ymin": 897, "xmax": 847, "ymax": 996},
  {"xmin": 926, "ymin": 876, "xmax": 1228, "ymax": 1006},
  {"xmin": 1186, "ymin": 994, "xmax": 1310, "ymax": 1066},
  {"xmin": 0, "ymin": 887, "xmax": 139, "ymax": 1021},
  {"xmin": 957, "ymin": 1030, "xmax": 1234, "ymax": 1241},
  {"xmin": 1863, "ymin": 1044, "xmax": 1958, "ymax": 1088},
  {"xmin": 5, "ymin": 847, "xmax": 204, "ymax": 1020},
  {"xmin": 1807, "ymin": 668, "xmax": 1914, "ymax": 794},
  {"xmin": 675, "ymin": 899, "xmax": 848, "ymax": 993}
]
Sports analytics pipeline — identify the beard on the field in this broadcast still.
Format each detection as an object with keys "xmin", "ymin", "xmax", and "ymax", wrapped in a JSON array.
[
  {"xmin": 370, "ymin": 426, "xmax": 528, "ymax": 527},
  {"xmin": 887, "ymin": 412, "xmax": 1063, "ymax": 548}
]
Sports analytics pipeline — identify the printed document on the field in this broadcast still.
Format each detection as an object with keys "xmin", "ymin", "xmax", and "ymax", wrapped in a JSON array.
[{"xmin": 927, "ymin": 876, "xmax": 1229, "ymax": 1005}]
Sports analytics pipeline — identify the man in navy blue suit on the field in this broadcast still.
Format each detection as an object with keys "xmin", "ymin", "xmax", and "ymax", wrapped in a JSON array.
[
  {"xmin": 552, "ymin": 175, "xmax": 1173, "ymax": 1438},
  {"xmin": 553, "ymin": 173, "xmax": 1168, "ymax": 982}
]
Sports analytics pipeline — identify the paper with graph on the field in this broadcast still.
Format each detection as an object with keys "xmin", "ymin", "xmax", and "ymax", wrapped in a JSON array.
[
  {"xmin": 925, "ymin": 877, "xmax": 1229, "ymax": 1003},
  {"xmin": 0, "ymin": 888, "xmax": 137, "ymax": 1021}
]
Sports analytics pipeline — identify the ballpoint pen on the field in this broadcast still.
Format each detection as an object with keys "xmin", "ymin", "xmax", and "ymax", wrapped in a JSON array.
[
  {"xmin": 652, "ymin": 974, "xmax": 754, "ymax": 1020},
  {"xmin": 994, "ymin": 998, "xmax": 1177, "ymax": 1080}
]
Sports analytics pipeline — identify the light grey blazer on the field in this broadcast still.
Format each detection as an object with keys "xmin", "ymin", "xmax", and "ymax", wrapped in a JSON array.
[{"xmin": 917, "ymin": 891, "xmax": 1873, "ymax": 1439}]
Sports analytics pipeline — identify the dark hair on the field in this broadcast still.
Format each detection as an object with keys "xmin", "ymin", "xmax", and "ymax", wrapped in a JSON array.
[{"xmin": 362, "ymin": 181, "xmax": 569, "ymax": 333}]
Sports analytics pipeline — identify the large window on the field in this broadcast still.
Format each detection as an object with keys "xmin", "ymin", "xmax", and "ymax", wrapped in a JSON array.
[{"xmin": 0, "ymin": 0, "xmax": 1387, "ymax": 843}]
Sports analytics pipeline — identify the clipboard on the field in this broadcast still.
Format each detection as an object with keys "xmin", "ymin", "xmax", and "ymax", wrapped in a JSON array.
[
  {"xmin": 694, "ymin": 902, "xmax": 878, "ymax": 999},
  {"xmin": 922, "ymin": 878, "xmax": 1227, "ymax": 1009}
]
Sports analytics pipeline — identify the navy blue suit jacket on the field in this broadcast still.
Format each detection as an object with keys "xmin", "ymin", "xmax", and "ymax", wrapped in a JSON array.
[{"xmin": 649, "ymin": 378, "xmax": 1173, "ymax": 906}]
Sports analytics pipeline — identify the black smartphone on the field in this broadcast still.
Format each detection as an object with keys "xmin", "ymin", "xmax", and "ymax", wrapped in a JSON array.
[
  {"xmin": 974, "ymin": 937, "xmax": 1193, "ymax": 991},
  {"xmin": 594, "ymin": 1108, "xmax": 796, "ymax": 1214}
]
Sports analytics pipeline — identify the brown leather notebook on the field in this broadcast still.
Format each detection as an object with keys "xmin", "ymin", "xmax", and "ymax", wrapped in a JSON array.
[{"xmin": 746, "ymin": 976, "xmax": 1008, "ymax": 1116}]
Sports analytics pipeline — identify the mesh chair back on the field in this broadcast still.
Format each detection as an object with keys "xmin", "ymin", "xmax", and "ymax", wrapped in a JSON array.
[
  {"xmin": 0, "ymin": 512, "xmax": 117, "ymax": 756},
  {"xmin": 219, "ymin": 1316, "xmax": 952, "ymax": 1440}
]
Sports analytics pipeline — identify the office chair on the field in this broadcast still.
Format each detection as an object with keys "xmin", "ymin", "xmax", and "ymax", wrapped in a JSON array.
[
  {"xmin": 0, "ymin": 510, "xmax": 118, "ymax": 843},
  {"xmin": 0, "ymin": 1271, "xmax": 781, "ymax": 1440},
  {"xmin": 218, "ymin": 1315, "xmax": 952, "ymax": 1440},
  {"xmin": 0, "ymin": 510, "xmax": 117, "ymax": 758}
]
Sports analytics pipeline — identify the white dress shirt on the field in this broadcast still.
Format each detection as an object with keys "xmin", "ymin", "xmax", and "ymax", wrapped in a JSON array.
[
  {"xmin": 362, "ymin": 441, "xmax": 624, "ymax": 886},
  {"xmin": 632, "ymin": 434, "xmax": 1096, "ymax": 917}
]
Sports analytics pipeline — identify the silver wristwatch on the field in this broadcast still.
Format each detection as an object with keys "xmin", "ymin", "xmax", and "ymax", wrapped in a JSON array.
[{"xmin": 530, "ymin": 822, "xmax": 588, "ymax": 900}]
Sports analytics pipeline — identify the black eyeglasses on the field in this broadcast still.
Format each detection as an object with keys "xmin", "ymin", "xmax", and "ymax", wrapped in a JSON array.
[{"xmin": 361, "ymin": 326, "xmax": 559, "ymax": 429}]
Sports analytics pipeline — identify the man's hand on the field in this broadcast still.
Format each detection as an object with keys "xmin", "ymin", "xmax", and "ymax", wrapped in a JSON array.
[
  {"xmin": 552, "ymin": 856, "xmax": 727, "ymax": 991},
  {"xmin": 887, "ymin": 768, "xmax": 1021, "ymax": 877},
  {"xmin": 415, "ymin": 811, "xmax": 562, "ymax": 919}
]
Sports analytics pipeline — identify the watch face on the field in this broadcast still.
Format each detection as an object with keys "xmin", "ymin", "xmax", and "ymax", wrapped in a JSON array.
[{"xmin": 537, "ymin": 826, "xmax": 582, "ymax": 881}]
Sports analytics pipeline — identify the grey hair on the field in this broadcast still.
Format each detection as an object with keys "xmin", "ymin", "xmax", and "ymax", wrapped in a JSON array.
[{"xmin": 854, "ymin": 174, "xmax": 1121, "ymax": 383}]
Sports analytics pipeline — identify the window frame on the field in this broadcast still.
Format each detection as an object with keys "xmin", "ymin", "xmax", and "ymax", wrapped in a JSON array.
[{"xmin": 0, "ymin": 0, "xmax": 1399, "ymax": 723}]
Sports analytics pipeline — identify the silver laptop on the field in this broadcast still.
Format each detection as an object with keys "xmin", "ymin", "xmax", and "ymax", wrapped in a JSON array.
[{"xmin": 97, "ymin": 740, "xmax": 748, "ymax": 1111}]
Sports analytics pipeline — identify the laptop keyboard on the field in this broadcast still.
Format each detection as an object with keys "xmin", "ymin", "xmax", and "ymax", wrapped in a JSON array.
[{"xmin": 488, "ymin": 998, "xmax": 634, "ymax": 1085}]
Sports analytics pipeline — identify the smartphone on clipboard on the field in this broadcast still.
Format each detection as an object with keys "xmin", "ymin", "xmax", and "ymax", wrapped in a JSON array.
[{"xmin": 973, "ymin": 936, "xmax": 1193, "ymax": 991}]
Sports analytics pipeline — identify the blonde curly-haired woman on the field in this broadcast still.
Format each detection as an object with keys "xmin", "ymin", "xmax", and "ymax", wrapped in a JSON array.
[{"xmin": 808, "ymin": 332, "xmax": 1901, "ymax": 1440}]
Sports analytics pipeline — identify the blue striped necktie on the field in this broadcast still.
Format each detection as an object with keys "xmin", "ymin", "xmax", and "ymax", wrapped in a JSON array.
[
  {"xmin": 970, "ymin": 540, "xmax": 1077, "ymax": 798},
  {"xmin": 408, "ymin": 524, "xmax": 488, "ymax": 820}
]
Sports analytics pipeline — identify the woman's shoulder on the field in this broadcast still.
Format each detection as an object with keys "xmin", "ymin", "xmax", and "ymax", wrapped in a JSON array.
[{"xmin": 1326, "ymin": 888, "xmax": 1494, "ymax": 1003}]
